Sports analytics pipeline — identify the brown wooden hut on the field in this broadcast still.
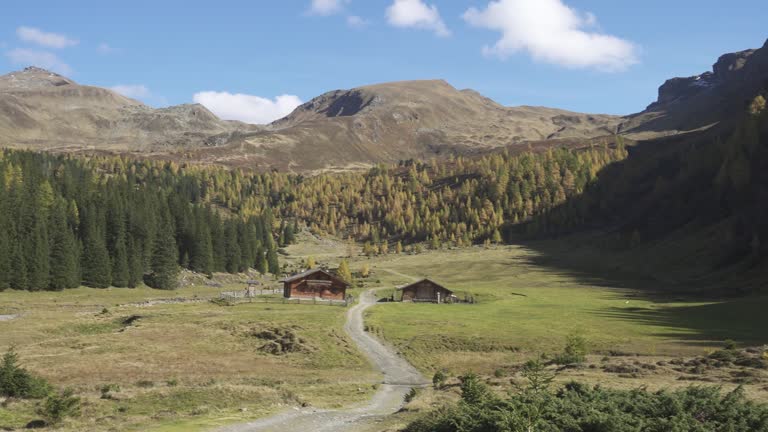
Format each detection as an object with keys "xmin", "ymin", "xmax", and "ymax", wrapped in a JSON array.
[
  {"xmin": 281, "ymin": 268, "xmax": 349, "ymax": 300},
  {"xmin": 397, "ymin": 279, "xmax": 454, "ymax": 303}
]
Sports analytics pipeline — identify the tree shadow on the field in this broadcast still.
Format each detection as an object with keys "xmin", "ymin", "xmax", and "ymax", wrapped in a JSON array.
[{"xmin": 508, "ymin": 128, "xmax": 768, "ymax": 347}]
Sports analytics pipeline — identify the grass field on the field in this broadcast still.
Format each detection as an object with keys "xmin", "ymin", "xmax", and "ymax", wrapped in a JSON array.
[
  {"xmin": 0, "ymin": 283, "xmax": 377, "ymax": 431},
  {"xmin": 2, "ymin": 236, "xmax": 767, "ymax": 430},
  {"xmin": 361, "ymin": 245, "xmax": 768, "ymax": 398}
]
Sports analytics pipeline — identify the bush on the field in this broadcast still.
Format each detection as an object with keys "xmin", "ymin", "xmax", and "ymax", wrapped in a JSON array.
[
  {"xmin": 404, "ymin": 387, "xmax": 419, "ymax": 403},
  {"xmin": 99, "ymin": 383, "xmax": 120, "ymax": 399},
  {"xmin": 36, "ymin": 388, "xmax": 80, "ymax": 426},
  {"xmin": 0, "ymin": 347, "xmax": 51, "ymax": 399},
  {"xmin": 404, "ymin": 381, "xmax": 768, "ymax": 432},
  {"xmin": 136, "ymin": 380, "xmax": 154, "ymax": 388},
  {"xmin": 432, "ymin": 370, "xmax": 447, "ymax": 389},
  {"xmin": 553, "ymin": 334, "xmax": 588, "ymax": 365}
]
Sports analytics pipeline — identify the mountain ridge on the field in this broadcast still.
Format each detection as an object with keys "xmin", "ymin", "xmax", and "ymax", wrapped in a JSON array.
[{"xmin": 1, "ymin": 39, "xmax": 767, "ymax": 170}]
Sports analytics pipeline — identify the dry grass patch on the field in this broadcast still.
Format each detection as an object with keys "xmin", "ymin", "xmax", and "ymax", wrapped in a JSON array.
[{"xmin": 0, "ymin": 285, "xmax": 377, "ymax": 431}]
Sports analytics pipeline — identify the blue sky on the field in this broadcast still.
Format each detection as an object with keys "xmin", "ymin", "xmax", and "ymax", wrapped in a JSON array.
[{"xmin": 2, "ymin": 0, "xmax": 766, "ymax": 123}]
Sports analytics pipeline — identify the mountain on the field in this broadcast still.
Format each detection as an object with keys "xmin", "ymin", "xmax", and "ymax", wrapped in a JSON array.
[
  {"xmin": 619, "ymin": 39, "xmax": 768, "ymax": 139},
  {"xmin": 528, "ymin": 41, "xmax": 768, "ymax": 293},
  {"xmin": 0, "ymin": 68, "xmax": 619, "ymax": 170},
  {"xmin": 0, "ymin": 67, "xmax": 256, "ymax": 152},
  {"xmin": 243, "ymin": 80, "xmax": 620, "ymax": 170},
  {"xmin": 1, "ymin": 39, "xmax": 767, "ymax": 172}
]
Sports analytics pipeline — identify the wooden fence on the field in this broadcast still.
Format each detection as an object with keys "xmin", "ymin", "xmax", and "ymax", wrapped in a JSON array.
[{"xmin": 218, "ymin": 291, "xmax": 352, "ymax": 307}]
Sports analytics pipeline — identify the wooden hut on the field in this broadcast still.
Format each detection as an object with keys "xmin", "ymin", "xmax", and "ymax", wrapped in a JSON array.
[
  {"xmin": 397, "ymin": 279, "xmax": 454, "ymax": 303},
  {"xmin": 281, "ymin": 268, "xmax": 349, "ymax": 300}
]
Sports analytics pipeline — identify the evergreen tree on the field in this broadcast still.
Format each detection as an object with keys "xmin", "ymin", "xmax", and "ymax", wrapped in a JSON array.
[
  {"xmin": 110, "ymin": 222, "xmax": 130, "ymax": 288},
  {"xmin": 266, "ymin": 246, "xmax": 279, "ymax": 276},
  {"xmin": 126, "ymin": 236, "xmax": 143, "ymax": 288},
  {"xmin": 224, "ymin": 221, "xmax": 241, "ymax": 274},
  {"xmin": 48, "ymin": 201, "xmax": 79, "ymax": 290},
  {"xmin": 80, "ymin": 205, "xmax": 111, "ymax": 288},
  {"xmin": 190, "ymin": 213, "xmax": 214, "ymax": 277},
  {"xmin": 27, "ymin": 217, "xmax": 50, "ymax": 291},
  {"xmin": 0, "ymin": 227, "xmax": 9, "ymax": 290},
  {"xmin": 255, "ymin": 245, "xmax": 267, "ymax": 275},
  {"xmin": 145, "ymin": 209, "xmax": 179, "ymax": 290}
]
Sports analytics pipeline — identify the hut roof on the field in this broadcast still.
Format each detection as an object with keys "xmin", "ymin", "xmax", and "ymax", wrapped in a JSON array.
[
  {"xmin": 396, "ymin": 278, "xmax": 453, "ymax": 294},
  {"xmin": 280, "ymin": 268, "xmax": 350, "ymax": 286}
]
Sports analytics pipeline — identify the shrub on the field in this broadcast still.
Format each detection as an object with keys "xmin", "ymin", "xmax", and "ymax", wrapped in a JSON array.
[
  {"xmin": 166, "ymin": 379, "xmax": 179, "ymax": 387},
  {"xmin": 99, "ymin": 383, "xmax": 120, "ymax": 399},
  {"xmin": 520, "ymin": 359, "xmax": 555, "ymax": 393},
  {"xmin": 553, "ymin": 334, "xmax": 588, "ymax": 365},
  {"xmin": 432, "ymin": 370, "xmax": 447, "ymax": 389},
  {"xmin": 136, "ymin": 380, "xmax": 154, "ymax": 388},
  {"xmin": 0, "ymin": 347, "xmax": 51, "ymax": 399},
  {"xmin": 458, "ymin": 373, "xmax": 495, "ymax": 405},
  {"xmin": 404, "ymin": 381, "xmax": 768, "ymax": 432},
  {"xmin": 404, "ymin": 388, "xmax": 419, "ymax": 403},
  {"xmin": 36, "ymin": 388, "xmax": 80, "ymax": 426}
]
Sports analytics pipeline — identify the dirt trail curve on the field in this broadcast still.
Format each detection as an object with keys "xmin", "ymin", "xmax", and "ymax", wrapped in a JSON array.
[{"xmin": 215, "ymin": 289, "xmax": 428, "ymax": 432}]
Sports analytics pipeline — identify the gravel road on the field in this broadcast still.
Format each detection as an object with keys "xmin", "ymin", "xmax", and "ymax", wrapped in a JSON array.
[{"xmin": 215, "ymin": 289, "xmax": 427, "ymax": 432}]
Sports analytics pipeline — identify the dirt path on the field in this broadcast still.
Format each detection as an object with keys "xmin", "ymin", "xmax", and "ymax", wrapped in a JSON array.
[
  {"xmin": 215, "ymin": 289, "xmax": 427, "ymax": 432},
  {"xmin": 379, "ymin": 268, "xmax": 420, "ymax": 282}
]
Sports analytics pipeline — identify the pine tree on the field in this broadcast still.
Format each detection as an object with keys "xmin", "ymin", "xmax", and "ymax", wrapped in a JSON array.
[
  {"xmin": 126, "ymin": 236, "xmax": 143, "ymax": 288},
  {"xmin": 255, "ymin": 245, "xmax": 267, "ymax": 275},
  {"xmin": 267, "ymin": 245, "xmax": 279, "ymax": 276},
  {"xmin": 190, "ymin": 216, "xmax": 213, "ymax": 277},
  {"xmin": 80, "ymin": 205, "xmax": 111, "ymax": 288},
  {"xmin": 0, "ymin": 226, "xmax": 10, "ymax": 290},
  {"xmin": 9, "ymin": 234, "xmax": 28, "ymax": 290},
  {"xmin": 224, "ymin": 221, "xmax": 241, "ymax": 274},
  {"xmin": 146, "ymin": 209, "xmax": 179, "ymax": 290},
  {"xmin": 110, "ymin": 222, "xmax": 130, "ymax": 288},
  {"xmin": 27, "ymin": 216, "xmax": 50, "ymax": 291},
  {"xmin": 48, "ymin": 201, "xmax": 79, "ymax": 290}
]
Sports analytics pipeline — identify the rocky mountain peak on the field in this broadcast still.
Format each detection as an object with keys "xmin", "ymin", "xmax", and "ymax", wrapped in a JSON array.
[{"xmin": 0, "ymin": 67, "xmax": 75, "ymax": 92}]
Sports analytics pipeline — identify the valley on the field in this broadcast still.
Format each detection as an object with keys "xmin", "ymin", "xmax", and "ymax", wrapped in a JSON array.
[
  {"xmin": 0, "ymin": 8, "xmax": 767, "ymax": 430},
  {"xmin": 1, "ymin": 237, "xmax": 766, "ymax": 431}
]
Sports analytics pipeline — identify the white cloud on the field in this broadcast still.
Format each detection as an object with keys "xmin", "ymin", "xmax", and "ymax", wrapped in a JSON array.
[
  {"xmin": 347, "ymin": 15, "xmax": 369, "ymax": 29},
  {"xmin": 193, "ymin": 91, "xmax": 302, "ymax": 125},
  {"xmin": 97, "ymin": 43, "xmax": 115, "ymax": 54},
  {"xmin": 386, "ymin": 0, "xmax": 450, "ymax": 37},
  {"xmin": 110, "ymin": 84, "xmax": 151, "ymax": 99},
  {"xmin": 5, "ymin": 49, "xmax": 73, "ymax": 75},
  {"xmin": 309, "ymin": 0, "xmax": 350, "ymax": 16},
  {"xmin": 463, "ymin": 0, "xmax": 638, "ymax": 71},
  {"xmin": 16, "ymin": 26, "xmax": 78, "ymax": 49}
]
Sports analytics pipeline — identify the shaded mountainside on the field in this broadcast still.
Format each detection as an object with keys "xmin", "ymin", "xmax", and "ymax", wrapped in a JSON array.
[
  {"xmin": 620, "ymin": 39, "xmax": 768, "ymax": 139},
  {"xmin": 529, "ymin": 98, "xmax": 768, "ymax": 293},
  {"xmin": 0, "ymin": 67, "xmax": 254, "ymax": 151}
]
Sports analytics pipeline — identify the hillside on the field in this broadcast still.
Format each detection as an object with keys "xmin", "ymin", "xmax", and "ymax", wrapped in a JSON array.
[
  {"xmin": 620, "ymin": 39, "xmax": 768, "ymax": 139},
  {"xmin": 240, "ymin": 79, "xmax": 620, "ymax": 170},
  {"xmin": 0, "ymin": 69, "xmax": 619, "ymax": 171},
  {"xmin": 531, "ymin": 97, "xmax": 768, "ymax": 293},
  {"xmin": 0, "ymin": 67, "xmax": 254, "ymax": 151},
  {"xmin": 1, "ymin": 40, "xmax": 767, "ymax": 173}
]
